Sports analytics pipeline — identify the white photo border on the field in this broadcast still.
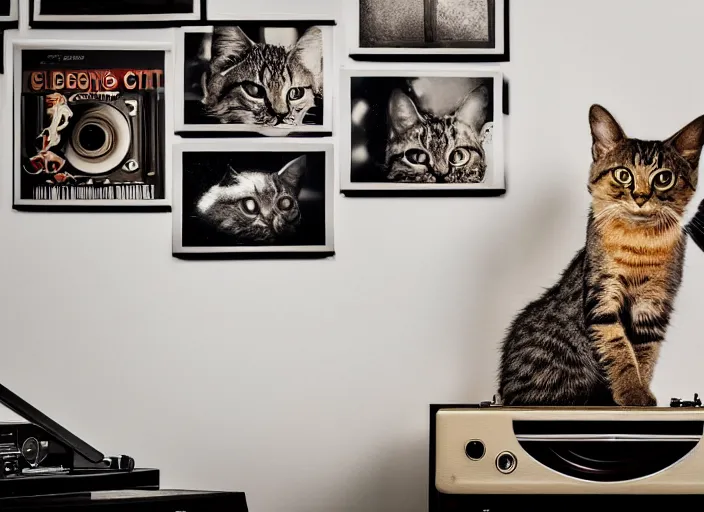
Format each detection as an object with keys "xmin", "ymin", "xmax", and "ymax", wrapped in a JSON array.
[
  {"xmin": 173, "ymin": 139, "xmax": 336, "ymax": 255},
  {"xmin": 339, "ymin": 66, "xmax": 506, "ymax": 194},
  {"xmin": 12, "ymin": 38, "xmax": 174, "ymax": 209},
  {"xmin": 30, "ymin": 0, "xmax": 203, "ymax": 25},
  {"xmin": 174, "ymin": 23, "xmax": 335, "ymax": 137},
  {"xmin": 0, "ymin": 0, "xmax": 18, "ymax": 23},
  {"xmin": 348, "ymin": 0, "xmax": 507, "ymax": 61}
]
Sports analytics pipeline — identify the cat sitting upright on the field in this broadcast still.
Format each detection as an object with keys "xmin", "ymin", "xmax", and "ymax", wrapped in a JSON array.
[
  {"xmin": 499, "ymin": 105, "xmax": 704, "ymax": 407},
  {"xmin": 201, "ymin": 26, "xmax": 323, "ymax": 127}
]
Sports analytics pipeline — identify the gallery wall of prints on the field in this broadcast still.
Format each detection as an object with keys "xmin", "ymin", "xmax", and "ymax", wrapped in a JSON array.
[{"xmin": 1, "ymin": 0, "xmax": 704, "ymax": 511}]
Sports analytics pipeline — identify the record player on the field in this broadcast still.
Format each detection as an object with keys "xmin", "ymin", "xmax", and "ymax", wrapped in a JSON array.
[
  {"xmin": 0, "ymin": 382, "xmax": 248, "ymax": 511},
  {"xmin": 430, "ymin": 395, "xmax": 704, "ymax": 512}
]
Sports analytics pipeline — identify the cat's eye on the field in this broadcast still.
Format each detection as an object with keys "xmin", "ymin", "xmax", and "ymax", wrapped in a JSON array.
[
  {"xmin": 651, "ymin": 169, "xmax": 676, "ymax": 191},
  {"xmin": 241, "ymin": 82, "xmax": 266, "ymax": 99},
  {"xmin": 277, "ymin": 196, "xmax": 294, "ymax": 211},
  {"xmin": 241, "ymin": 197, "xmax": 259, "ymax": 215},
  {"xmin": 612, "ymin": 167, "xmax": 633, "ymax": 186},
  {"xmin": 405, "ymin": 149, "xmax": 430, "ymax": 166},
  {"xmin": 288, "ymin": 87, "xmax": 305, "ymax": 101},
  {"xmin": 449, "ymin": 148, "xmax": 471, "ymax": 167}
]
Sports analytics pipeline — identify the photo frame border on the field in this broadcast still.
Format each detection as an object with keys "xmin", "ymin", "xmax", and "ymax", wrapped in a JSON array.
[
  {"xmin": 173, "ymin": 139, "xmax": 336, "ymax": 258},
  {"xmin": 11, "ymin": 38, "xmax": 174, "ymax": 211},
  {"xmin": 29, "ymin": 0, "xmax": 207, "ymax": 29},
  {"xmin": 339, "ymin": 66, "xmax": 507, "ymax": 197},
  {"xmin": 348, "ymin": 0, "xmax": 510, "ymax": 62},
  {"xmin": 0, "ymin": 0, "xmax": 19, "ymax": 27},
  {"xmin": 174, "ymin": 22, "xmax": 336, "ymax": 138}
]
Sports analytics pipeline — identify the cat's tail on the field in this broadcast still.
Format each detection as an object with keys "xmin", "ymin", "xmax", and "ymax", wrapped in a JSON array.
[{"xmin": 685, "ymin": 201, "xmax": 704, "ymax": 253}]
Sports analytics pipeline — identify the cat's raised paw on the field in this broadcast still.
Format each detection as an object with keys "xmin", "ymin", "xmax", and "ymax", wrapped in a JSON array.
[{"xmin": 615, "ymin": 387, "xmax": 657, "ymax": 407}]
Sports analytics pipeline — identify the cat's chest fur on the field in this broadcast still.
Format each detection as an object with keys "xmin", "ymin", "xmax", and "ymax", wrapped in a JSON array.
[{"xmin": 592, "ymin": 220, "xmax": 684, "ymax": 316}]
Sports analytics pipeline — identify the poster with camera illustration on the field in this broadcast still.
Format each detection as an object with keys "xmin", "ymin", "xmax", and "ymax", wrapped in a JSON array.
[
  {"xmin": 30, "ymin": 0, "xmax": 203, "ymax": 27},
  {"xmin": 340, "ymin": 68, "xmax": 505, "ymax": 194},
  {"xmin": 173, "ymin": 141, "xmax": 334, "ymax": 257},
  {"xmin": 349, "ymin": 0, "xmax": 507, "ymax": 60},
  {"xmin": 176, "ymin": 23, "xmax": 334, "ymax": 137},
  {"xmin": 14, "ymin": 43, "xmax": 170, "ymax": 208}
]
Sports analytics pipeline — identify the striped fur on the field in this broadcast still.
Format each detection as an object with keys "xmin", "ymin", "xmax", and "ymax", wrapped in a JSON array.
[
  {"xmin": 196, "ymin": 156, "xmax": 306, "ymax": 245},
  {"xmin": 499, "ymin": 105, "xmax": 704, "ymax": 407},
  {"xmin": 385, "ymin": 86, "xmax": 490, "ymax": 183},
  {"xmin": 202, "ymin": 26, "xmax": 322, "ymax": 126}
]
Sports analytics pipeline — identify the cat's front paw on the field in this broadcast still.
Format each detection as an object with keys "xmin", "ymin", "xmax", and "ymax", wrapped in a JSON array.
[{"xmin": 615, "ymin": 387, "xmax": 657, "ymax": 407}]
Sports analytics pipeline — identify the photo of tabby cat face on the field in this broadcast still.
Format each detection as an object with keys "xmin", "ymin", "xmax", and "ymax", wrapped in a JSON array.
[
  {"xmin": 180, "ymin": 23, "xmax": 326, "ymax": 134},
  {"xmin": 175, "ymin": 145, "xmax": 333, "ymax": 256},
  {"xmin": 498, "ymin": 106, "xmax": 704, "ymax": 407},
  {"xmin": 344, "ymin": 72, "xmax": 504, "ymax": 193},
  {"xmin": 385, "ymin": 86, "xmax": 490, "ymax": 183},
  {"xmin": 196, "ymin": 156, "xmax": 306, "ymax": 245}
]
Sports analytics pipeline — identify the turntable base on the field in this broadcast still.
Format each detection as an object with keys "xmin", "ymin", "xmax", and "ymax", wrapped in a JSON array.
[{"xmin": 0, "ymin": 489, "xmax": 248, "ymax": 511}]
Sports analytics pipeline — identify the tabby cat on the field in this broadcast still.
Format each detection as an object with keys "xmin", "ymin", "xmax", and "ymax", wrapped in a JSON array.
[
  {"xmin": 201, "ymin": 26, "xmax": 323, "ymax": 127},
  {"xmin": 196, "ymin": 156, "xmax": 306, "ymax": 245},
  {"xmin": 385, "ymin": 85, "xmax": 490, "ymax": 183},
  {"xmin": 498, "ymin": 105, "xmax": 704, "ymax": 407}
]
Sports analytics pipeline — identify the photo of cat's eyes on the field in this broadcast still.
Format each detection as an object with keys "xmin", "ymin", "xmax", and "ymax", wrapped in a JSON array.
[
  {"xmin": 177, "ymin": 23, "xmax": 334, "ymax": 137},
  {"xmin": 341, "ymin": 69, "xmax": 505, "ymax": 194},
  {"xmin": 173, "ymin": 142, "xmax": 334, "ymax": 257}
]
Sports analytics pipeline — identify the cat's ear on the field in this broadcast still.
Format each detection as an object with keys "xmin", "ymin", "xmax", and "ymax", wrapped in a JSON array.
[
  {"xmin": 589, "ymin": 105, "xmax": 626, "ymax": 162},
  {"xmin": 289, "ymin": 27, "xmax": 323, "ymax": 93},
  {"xmin": 218, "ymin": 165, "xmax": 241, "ymax": 186},
  {"xmin": 455, "ymin": 85, "xmax": 489, "ymax": 133},
  {"xmin": 388, "ymin": 90, "xmax": 423, "ymax": 137},
  {"xmin": 278, "ymin": 156, "xmax": 307, "ymax": 193},
  {"xmin": 665, "ymin": 115, "xmax": 704, "ymax": 170},
  {"xmin": 210, "ymin": 26, "xmax": 254, "ymax": 72}
]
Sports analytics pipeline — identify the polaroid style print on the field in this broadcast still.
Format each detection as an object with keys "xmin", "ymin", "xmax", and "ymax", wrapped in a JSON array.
[
  {"xmin": 175, "ymin": 23, "xmax": 334, "ymax": 137},
  {"xmin": 173, "ymin": 141, "xmax": 334, "ymax": 257},
  {"xmin": 0, "ymin": 0, "xmax": 18, "ymax": 73},
  {"xmin": 13, "ymin": 40, "xmax": 172, "ymax": 209},
  {"xmin": 29, "ymin": 0, "xmax": 204, "ymax": 27},
  {"xmin": 0, "ymin": 0, "xmax": 18, "ymax": 27},
  {"xmin": 349, "ymin": 0, "xmax": 507, "ymax": 61},
  {"xmin": 340, "ymin": 68, "xmax": 505, "ymax": 195}
]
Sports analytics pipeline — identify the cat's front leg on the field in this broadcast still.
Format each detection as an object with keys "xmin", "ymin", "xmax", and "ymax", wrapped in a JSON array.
[
  {"xmin": 586, "ymin": 292, "xmax": 656, "ymax": 407},
  {"xmin": 632, "ymin": 342, "xmax": 661, "ymax": 387}
]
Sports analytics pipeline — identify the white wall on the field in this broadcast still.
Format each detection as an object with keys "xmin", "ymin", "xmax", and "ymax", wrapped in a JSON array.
[{"xmin": 1, "ymin": 0, "xmax": 704, "ymax": 510}]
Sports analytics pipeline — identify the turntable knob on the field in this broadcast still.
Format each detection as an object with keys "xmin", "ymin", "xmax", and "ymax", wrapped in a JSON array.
[
  {"xmin": 464, "ymin": 440, "xmax": 486, "ymax": 460},
  {"xmin": 3, "ymin": 459, "xmax": 18, "ymax": 476},
  {"xmin": 496, "ymin": 451, "xmax": 517, "ymax": 474}
]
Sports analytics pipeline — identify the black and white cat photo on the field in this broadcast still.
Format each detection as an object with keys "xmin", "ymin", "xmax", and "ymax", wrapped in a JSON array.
[
  {"xmin": 342, "ymin": 70, "xmax": 505, "ymax": 193},
  {"xmin": 173, "ymin": 143, "xmax": 334, "ymax": 256},
  {"xmin": 180, "ymin": 22, "xmax": 331, "ymax": 135}
]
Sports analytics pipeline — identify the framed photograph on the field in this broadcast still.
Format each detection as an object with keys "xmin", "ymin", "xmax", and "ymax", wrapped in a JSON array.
[
  {"xmin": 29, "ymin": 0, "xmax": 205, "ymax": 28},
  {"xmin": 173, "ymin": 141, "xmax": 334, "ymax": 257},
  {"xmin": 0, "ymin": 0, "xmax": 19, "ymax": 73},
  {"xmin": 13, "ymin": 40, "xmax": 172, "ymax": 209},
  {"xmin": 0, "ymin": 0, "xmax": 18, "ymax": 27},
  {"xmin": 349, "ymin": 0, "xmax": 508, "ymax": 61},
  {"xmin": 176, "ymin": 22, "xmax": 334, "ymax": 137},
  {"xmin": 341, "ymin": 68, "xmax": 505, "ymax": 195}
]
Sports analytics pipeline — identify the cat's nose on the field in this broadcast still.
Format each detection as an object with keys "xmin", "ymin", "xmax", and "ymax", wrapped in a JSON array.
[
  {"xmin": 272, "ymin": 99, "xmax": 289, "ymax": 117},
  {"xmin": 633, "ymin": 193, "xmax": 649, "ymax": 208},
  {"xmin": 435, "ymin": 161, "xmax": 449, "ymax": 176}
]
